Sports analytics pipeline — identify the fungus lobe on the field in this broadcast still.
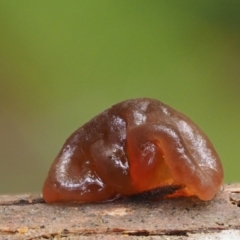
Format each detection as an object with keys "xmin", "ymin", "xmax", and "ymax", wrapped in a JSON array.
[{"xmin": 42, "ymin": 98, "xmax": 223, "ymax": 203}]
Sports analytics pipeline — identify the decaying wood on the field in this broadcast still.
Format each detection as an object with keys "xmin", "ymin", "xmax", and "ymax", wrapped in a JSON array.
[{"xmin": 1, "ymin": 184, "xmax": 240, "ymax": 239}]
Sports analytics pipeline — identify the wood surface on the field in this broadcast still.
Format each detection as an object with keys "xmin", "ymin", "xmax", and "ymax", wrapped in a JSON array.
[{"xmin": 1, "ymin": 184, "xmax": 240, "ymax": 239}]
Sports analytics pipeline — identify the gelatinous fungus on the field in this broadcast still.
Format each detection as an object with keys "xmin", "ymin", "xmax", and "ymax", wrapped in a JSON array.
[{"xmin": 42, "ymin": 98, "xmax": 223, "ymax": 203}]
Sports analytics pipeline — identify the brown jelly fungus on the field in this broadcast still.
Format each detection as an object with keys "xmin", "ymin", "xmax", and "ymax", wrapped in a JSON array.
[{"xmin": 42, "ymin": 98, "xmax": 223, "ymax": 203}]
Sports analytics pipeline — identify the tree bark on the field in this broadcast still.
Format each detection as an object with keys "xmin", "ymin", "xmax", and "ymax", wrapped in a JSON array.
[{"xmin": 1, "ymin": 184, "xmax": 240, "ymax": 239}]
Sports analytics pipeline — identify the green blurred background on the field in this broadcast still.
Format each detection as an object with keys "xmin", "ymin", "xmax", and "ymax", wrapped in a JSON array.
[{"xmin": 0, "ymin": 1, "xmax": 240, "ymax": 194}]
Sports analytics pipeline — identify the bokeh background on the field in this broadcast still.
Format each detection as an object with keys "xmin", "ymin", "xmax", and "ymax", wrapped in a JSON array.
[{"xmin": 0, "ymin": 1, "xmax": 240, "ymax": 194}]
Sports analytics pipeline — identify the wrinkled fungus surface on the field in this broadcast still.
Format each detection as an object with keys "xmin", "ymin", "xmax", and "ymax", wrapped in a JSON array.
[{"xmin": 42, "ymin": 98, "xmax": 223, "ymax": 203}]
